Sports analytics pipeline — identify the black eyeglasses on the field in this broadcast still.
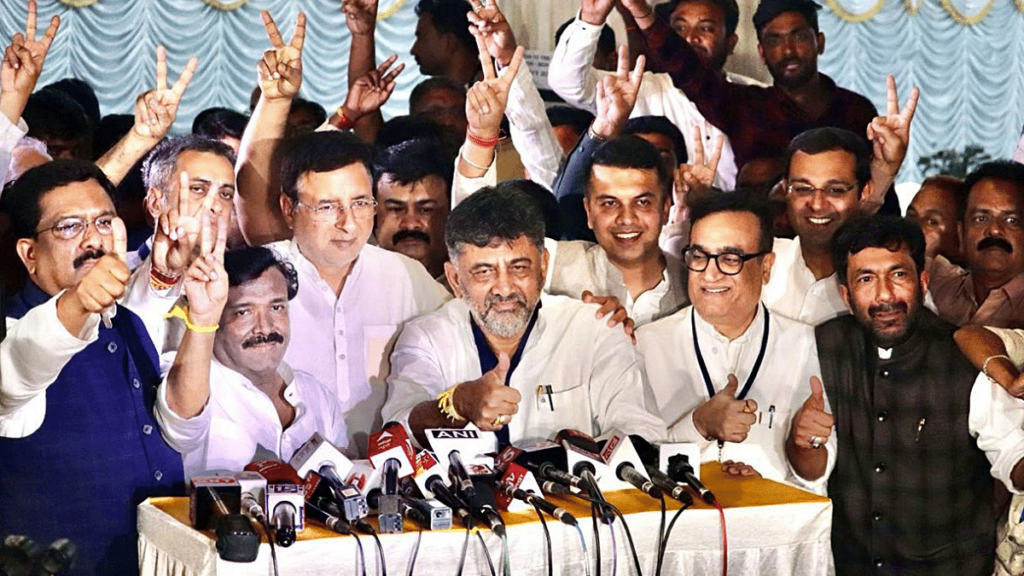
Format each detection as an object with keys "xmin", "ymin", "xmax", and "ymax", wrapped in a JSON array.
[{"xmin": 683, "ymin": 247, "xmax": 768, "ymax": 275}]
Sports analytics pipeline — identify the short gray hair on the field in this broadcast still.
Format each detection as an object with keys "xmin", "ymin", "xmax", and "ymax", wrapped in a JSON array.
[{"xmin": 444, "ymin": 183, "xmax": 545, "ymax": 260}]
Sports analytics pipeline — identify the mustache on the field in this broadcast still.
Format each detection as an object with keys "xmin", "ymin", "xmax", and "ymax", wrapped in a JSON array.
[
  {"xmin": 73, "ymin": 249, "xmax": 106, "ymax": 269},
  {"xmin": 241, "ymin": 333, "xmax": 285, "ymax": 349},
  {"xmin": 485, "ymin": 292, "xmax": 527, "ymax": 312},
  {"xmin": 868, "ymin": 302, "xmax": 908, "ymax": 317},
  {"xmin": 977, "ymin": 236, "xmax": 1013, "ymax": 253},
  {"xmin": 392, "ymin": 230, "xmax": 431, "ymax": 244}
]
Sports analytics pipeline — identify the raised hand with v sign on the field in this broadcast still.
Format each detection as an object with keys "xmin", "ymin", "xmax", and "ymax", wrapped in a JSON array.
[
  {"xmin": 464, "ymin": 36, "xmax": 524, "ymax": 141},
  {"xmin": 258, "ymin": 11, "xmax": 306, "ymax": 102},
  {"xmin": 133, "ymin": 46, "xmax": 198, "ymax": 141}
]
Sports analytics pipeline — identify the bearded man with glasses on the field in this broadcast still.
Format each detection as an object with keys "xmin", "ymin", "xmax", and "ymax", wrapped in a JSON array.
[{"xmin": 637, "ymin": 192, "xmax": 834, "ymax": 490}]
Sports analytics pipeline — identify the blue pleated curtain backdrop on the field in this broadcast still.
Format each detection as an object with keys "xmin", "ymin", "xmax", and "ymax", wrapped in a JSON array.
[{"xmin": 1, "ymin": 0, "xmax": 1023, "ymax": 184}]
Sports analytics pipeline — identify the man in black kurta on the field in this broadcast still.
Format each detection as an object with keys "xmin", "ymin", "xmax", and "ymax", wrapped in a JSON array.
[{"xmin": 817, "ymin": 215, "xmax": 1024, "ymax": 576}]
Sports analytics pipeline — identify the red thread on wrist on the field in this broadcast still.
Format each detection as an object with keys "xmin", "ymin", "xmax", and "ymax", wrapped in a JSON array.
[
  {"xmin": 466, "ymin": 130, "xmax": 500, "ymax": 148},
  {"xmin": 149, "ymin": 267, "xmax": 181, "ymax": 290},
  {"xmin": 334, "ymin": 107, "xmax": 356, "ymax": 130}
]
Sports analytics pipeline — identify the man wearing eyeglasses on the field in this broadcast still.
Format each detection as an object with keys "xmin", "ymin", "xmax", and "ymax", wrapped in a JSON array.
[
  {"xmin": 637, "ymin": 192, "xmax": 834, "ymax": 488},
  {"xmin": 265, "ymin": 131, "xmax": 449, "ymax": 456},
  {"xmin": 759, "ymin": 127, "xmax": 874, "ymax": 326},
  {"xmin": 0, "ymin": 160, "xmax": 184, "ymax": 575}
]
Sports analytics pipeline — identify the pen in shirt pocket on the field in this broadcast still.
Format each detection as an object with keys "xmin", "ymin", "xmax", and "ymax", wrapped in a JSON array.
[{"xmin": 915, "ymin": 417, "xmax": 926, "ymax": 442}]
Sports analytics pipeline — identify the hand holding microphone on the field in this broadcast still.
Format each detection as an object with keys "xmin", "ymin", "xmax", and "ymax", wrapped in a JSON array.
[{"xmin": 451, "ymin": 353, "xmax": 519, "ymax": 431}]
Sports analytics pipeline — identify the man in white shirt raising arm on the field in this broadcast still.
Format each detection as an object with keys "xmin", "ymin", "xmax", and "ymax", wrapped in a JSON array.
[
  {"xmin": 155, "ymin": 242, "xmax": 346, "ymax": 480},
  {"xmin": 382, "ymin": 184, "xmax": 666, "ymax": 447}
]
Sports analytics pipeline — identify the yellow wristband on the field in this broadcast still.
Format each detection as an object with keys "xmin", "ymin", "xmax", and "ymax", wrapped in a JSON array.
[
  {"xmin": 164, "ymin": 305, "xmax": 219, "ymax": 334},
  {"xmin": 437, "ymin": 385, "xmax": 465, "ymax": 422}
]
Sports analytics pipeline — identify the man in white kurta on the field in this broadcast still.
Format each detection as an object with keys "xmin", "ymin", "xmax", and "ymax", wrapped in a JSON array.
[
  {"xmin": 153, "ymin": 246, "xmax": 348, "ymax": 479},
  {"xmin": 637, "ymin": 193, "xmax": 835, "ymax": 490},
  {"xmin": 381, "ymin": 186, "xmax": 666, "ymax": 445}
]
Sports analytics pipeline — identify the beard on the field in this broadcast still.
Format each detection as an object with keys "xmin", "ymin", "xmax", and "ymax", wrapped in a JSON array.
[
  {"xmin": 464, "ymin": 289, "xmax": 538, "ymax": 340},
  {"xmin": 768, "ymin": 57, "xmax": 816, "ymax": 90},
  {"xmin": 855, "ymin": 286, "xmax": 925, "ymax": 348}
]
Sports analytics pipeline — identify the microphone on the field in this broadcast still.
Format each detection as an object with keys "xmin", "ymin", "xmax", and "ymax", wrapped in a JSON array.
[
  {"xmin": 447, "ymin": 450, "xmax": 476, "ymax": 499},
  {"xmin": 628, "ymin": 435, "xmax": 694, "ymax": 505},
  {"xmin": 289, "ymin": 432, "xmax": 355, "ymax": 490},
  {"xmin": 425, "ymin": 474, "xmax": 475, "ymax": 529},
  {"xmin": 243, "ymin": 461, "xmax": 306, "ymax": 546},
  {"xmin": 539, "ymin": 479, "xmax": 572, "ymax": 495},
  {"xmin": 367, "ymin": 422, "xmax": 417, "ymax": 478},
  {"xmin": 497, "ymin": 480, "xmax": 577, "ymax": 526},
  {"xmin": 303, "ymin": 470, "xmax": 369, "ymax": 522},
  {"xmin": 465, "ymin": 464, "xmax": 506, "ymax": 536},
  {"xmin": 232, "ymin": 471, "xmax": 269, "ymax": 524},
  {"xmin": 668, "ymin": 454, "xmax": 716, "ymax": 505},
  {"xmin": 189, "ymin": 477, "xmax": 260, "ymax": 562},
  {"xmin": 600, "ymin": 431, "xmax": 659, "ymax": 499},
  {"xmin": 305, "ymin": 499, "xmax": 354, "ymax": 535},
  {"xmin": 400, "ymin": 497, "xmax": 453, "ymax": 530},
  {"xmin": 375, "ymin": 458, "xmax": 403, "ymax": 533}
]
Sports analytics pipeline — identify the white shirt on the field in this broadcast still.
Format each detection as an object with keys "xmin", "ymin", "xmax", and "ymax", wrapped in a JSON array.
[
  {"xmin": 1014, "ymin": 124, "xmax": 1024, "ymax": 164},
  {"xmin": 543, "ymin": 238, "xmax": 688, "ymax": 326},
  {"xmin": 636, "ymin": 304, "xmax": 836, "ymax": 491},
  {"xmin": 548, "ymin": 15, "xmax": 765, "ymax": 191},
  {"xmin": 761, "ymin": 237, "xmax": 848, "ymax": 326},
  {"xmin": 971, "ymin": 327, "xmax": 1024, "ymax": 492},
  {"xmin": 266, "ymin": 240, "xmax": 450, "ymax": 455},
  {"xmin": 153, "ymin": 358, "xmax": 346, "ymax": 480},
  {"xmin": 0, "ymin": 114, "xmax": 28, "ymax": 188},
  {"xmin": 381, "ymin": 294, "xmax": 667, "ymax": 445},
  {"xmin": 1, "ymin": 280, "xmax": 180, "ymax": 438}
]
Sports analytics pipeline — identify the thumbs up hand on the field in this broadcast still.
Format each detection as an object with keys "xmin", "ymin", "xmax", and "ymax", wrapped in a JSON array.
[
  {"xmin": 789, "ymin": 376, "xmax": 835, "ymax": 450},
  {"xmin": 453, "ymin": 353, "xmax": 522, "ymax": 431},
  {"xmin": 693, "ymin": 374, "xmax": 759, "ymax": 443}
]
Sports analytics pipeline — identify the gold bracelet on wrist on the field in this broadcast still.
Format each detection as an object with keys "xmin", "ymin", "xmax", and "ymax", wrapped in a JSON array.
[{"xmin": 437, "ymin": 385, "xmax": 465, "ymax": 422}]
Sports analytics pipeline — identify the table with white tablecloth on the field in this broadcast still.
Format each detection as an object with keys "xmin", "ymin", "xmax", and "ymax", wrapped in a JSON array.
[{"xmin": 138, "ymin": 463, "xmax": 833, "ymax": 576}]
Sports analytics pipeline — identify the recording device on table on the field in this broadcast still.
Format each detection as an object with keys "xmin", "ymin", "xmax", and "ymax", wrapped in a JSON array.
[{"xmin": 0, "ymin": 534, "xmax": 75, "ymax": 576}]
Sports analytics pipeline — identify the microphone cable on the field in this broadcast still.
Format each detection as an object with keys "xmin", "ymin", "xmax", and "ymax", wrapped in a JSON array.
[
  {"xmin": 590, "ymin": 502, "xmax": 601, "ymax": 576},
  {"xmin": 261, "ymin": 518, "xmax": 280, "ymax": 576},
  {"xmin": 571, "ymin": 493, "xmax": 641, "ymax": 576},
  {"xmin": 654, "ymin": 494, "xmax": 666, "ymax": 576},
  {"xmin": 573, "ymin": 522, "xmax": 592, "ymax": 576},
  {"xmin": 404, "ymin": 528, "xmax": 422, "ymax": 576},
  {"xmin": 608, "ymin": 520, "xmax": 619, "ymax": 576},
  {"xmin": 715, "ymin": 500, "xmax": 728, "ymax": 576},
  {"xmin": 657, "ymin": 502, "xmax": 691, "ymax": 576},
  {"xmin": 532, "ymin": 502, "xmax": 553, "ymax": 576},
  {"xmin": 354, "ymin": 520, "xmax": 386, "ymax": 576},
  {"xmin": 455, "ymin": 528, "xmax": 471, "ymax": 576},
  {"xmin": 306, "ymin": 500, "xmax": 366, "ymax": 576},
  {"xmin": 500, "ymin": 532, "xmax": 511, "ymax": 576},
  {"xmin": 476, "ymin": 531, "xmax": 496, "ymax": 576}
]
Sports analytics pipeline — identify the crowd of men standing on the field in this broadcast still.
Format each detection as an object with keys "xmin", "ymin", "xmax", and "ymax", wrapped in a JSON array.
[{"xmin": 2, "ymin": 0, "xmax": 1024, "ymax": 574}]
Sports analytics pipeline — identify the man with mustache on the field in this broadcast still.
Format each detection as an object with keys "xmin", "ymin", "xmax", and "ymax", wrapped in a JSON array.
[
  {"xmin": 0, "ymin": 160, "xmax": 184, "ymax": 575},
  {"xmin": 155, "ymin": 244, "xmax": 346, "ymax": 479},
  {"xmin": 372, "ymin": 139, "xmax": 452, "ymax": 279},
  {"xmin": 381, "ymin": 186, "xmax": 665, "ymax": 447},
  {"xmin": 926, "ymin": 161, "xmax": 1024, "ymax": 327},
  {"xmin": 817, "ymin": 215, "xmax": 1024, "ymax": 576}
]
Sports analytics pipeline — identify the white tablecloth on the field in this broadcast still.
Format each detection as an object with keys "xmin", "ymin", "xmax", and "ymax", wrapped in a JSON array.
[{"xmin": 138, "ymin": 467, "xmax": 834, "ymax": 576}]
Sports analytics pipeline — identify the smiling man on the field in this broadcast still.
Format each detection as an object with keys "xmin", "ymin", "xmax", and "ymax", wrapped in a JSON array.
[
  {"xmin": 546, "ymin": 136, "xmax": 688, "ymax": 326},
  {"xmin": 638, "ymin": 192, "xmax": 833, "ymax": 487},
  {"xmin": 155, "ymin": 246, "xmax": 346, "ymax": 479},
  {"xmin": 382, "ymin": 186, "xmax": 665, "ymax": 447},
  {"xmin": 818, "ymin": 215, "xmax": 1024, "ymax": 575},
  {"xmin": 927, "ymin": 161, "xmax": 1024, "ymax": 327},
  {"xmin": 760, "ymin": 127, "xmax": 873, "ymax": 325}
]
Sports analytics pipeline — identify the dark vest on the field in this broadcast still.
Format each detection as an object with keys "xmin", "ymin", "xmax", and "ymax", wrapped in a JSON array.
[
  {"xmin": 0, "ymin": 282, "xmax": 184, "ymax": 576},
  {"xmin": 816, "ymin": 311, "xmax": 995, "ymax": 576}
]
